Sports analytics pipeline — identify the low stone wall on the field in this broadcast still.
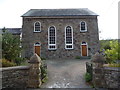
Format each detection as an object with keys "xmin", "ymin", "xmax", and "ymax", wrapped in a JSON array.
[
  {"xmin": 104, "ymin": 67, "xmax": 120, "ymax": 88},
  {"xmin": 1, "ymin": 54, "xmax": 42, "ymax": 89},
  {"xmin": 92, "ymin": 66, "xmax": 120, "ymax": 88},
  {"xmin": 1, "ymin": 66, "xmax": 30, "ymax": 88}
]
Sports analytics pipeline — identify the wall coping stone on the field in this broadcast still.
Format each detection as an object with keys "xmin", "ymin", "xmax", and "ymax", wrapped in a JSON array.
[
  {"xmin": 104, "ymin": 67, "xmax": 120, "ymax": 71},
  {"xmin": 0, "ymin": 66, "xmax": 30, "ymax": 71},
  {"xmin": 29, "ymin": 53, "xmax": 41, "ymax": 63}
]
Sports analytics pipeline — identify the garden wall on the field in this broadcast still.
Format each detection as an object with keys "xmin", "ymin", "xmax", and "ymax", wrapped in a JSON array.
[
  {"xmin": 1, "ymin": 66, "xmax": 30, "ymax": 88},
  {"xmin": 103, "ymin": 67, "xmax": 120, "ymax": 88},
  {"xmin": 92, "ymin": 65, "xmax": 120, "ymax": 88},
  {"xmin": 1, "ymin": 54, "xmax": 42, "ymax": 89}
]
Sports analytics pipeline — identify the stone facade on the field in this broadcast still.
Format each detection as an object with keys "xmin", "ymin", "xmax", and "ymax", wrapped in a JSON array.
[{"xmin": 22, "ymin": 9, "xmax": 100, "ymax": 59}]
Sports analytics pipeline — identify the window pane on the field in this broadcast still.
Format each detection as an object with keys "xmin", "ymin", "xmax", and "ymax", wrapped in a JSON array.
[
  {"xmin": 66, "ymin": 26, "xmax": 72, "ymax": 44},
  {"xmin": 35, "ymin": 22, "xmax": 40, "ymax": 31},
  {"xmin": 66, "ymin": 45, "xmax": 72, "ymax": 49},
  {"xmin": 81, "ymin": 22, "xmax": 86, "ymax": 31},
  {"xmin": 49, "ymin": 26, "xmax": 56, "ymax": 47}
]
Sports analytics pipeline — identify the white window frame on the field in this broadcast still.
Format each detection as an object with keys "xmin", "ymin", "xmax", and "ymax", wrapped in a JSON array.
[
  {"xmin": 65, "ymin": 26, "xmax": 73, "ymax": 49},
  {"xmin": 80, "ymin": 21, "xmax": 87, "ymax": 32},
  {"xmin": 48, "ymin": 26, "xmax": 57, "ymax": 50},
  {"xmin": 81, "ymin": 42, "xmax": 88, "ymax": 56},
  {"xmin": 34, "ymin": 21, "xmax": 41, "ymax": 32}
]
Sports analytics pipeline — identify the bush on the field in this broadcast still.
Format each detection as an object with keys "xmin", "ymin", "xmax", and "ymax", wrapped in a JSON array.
[
  {"xmin": 75, "ymin": 56, "xmax": 80, "ymax": 59},
  {"xmin": 41, "ymin": 57, "xmax": 46, "ymax": 60},
  {"xmin": 85, "ymin": 72, "xmax": 92, "ymax": 82},
  {"xmin": 40, "ymin": 61, "xmax": 48, "ymax": 83},
  {"xmin": 13, "ymin": 57, "xmax": 25, "ymax": 65},
  {"xmin": 0, "ymin": 59, "xmax": 16, "ymax": 67}
]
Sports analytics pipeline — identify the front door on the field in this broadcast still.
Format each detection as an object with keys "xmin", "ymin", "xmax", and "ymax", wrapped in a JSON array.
[
  {"xmin": 34, "ymin": 42, "xmax": 41, "ymax": 56},
  {"xmin": 82, "ymin": 45, "xmax": 87, "ymax": 56}
]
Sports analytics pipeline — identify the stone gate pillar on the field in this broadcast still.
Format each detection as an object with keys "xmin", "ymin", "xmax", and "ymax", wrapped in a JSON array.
[
  {"xmin": 27, "ymin": 54, "xmax": 42, "ymax": 88},
  {"xmin": 91, "ymin": 52, "xmax": 105, "ymax": 88}
]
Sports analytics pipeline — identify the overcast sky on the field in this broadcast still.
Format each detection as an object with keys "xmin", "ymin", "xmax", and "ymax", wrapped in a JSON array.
[{"xmin": 0, "ymin": 0, "xmax": 119, "ymax": 40}]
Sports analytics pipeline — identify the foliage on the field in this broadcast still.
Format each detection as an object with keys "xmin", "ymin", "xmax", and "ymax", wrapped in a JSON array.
[
  {"xmin": 108, "ymin": 63, "xmax": 120, "ymax": 67},
  {"xmin": 75, "ymin": 56, "xmax": 81, "ymax": 59},
  {"xmin": 13, "ymin": 57, "xmax": 25, "ymax": 65},
  {"xmin": 2, "ymin": 28, "xmax": 22, "ymax": 62},
  {"xmin": 104, "ymin": 40, "xmax": 120, "ymax": 63},
  {"xmin": 84, "ymin": 72, "xmax": 92, "ymax": 82},
  {"xmin": 0, "ymin": 59, "xmax": 16, "ymax": 67},
  {"xmin": 100, "ymin": 40, "xmax": 111, "ymax": 50},
  {"xmin": 41, "ymin": 57, "xmax": 46, "ymax": 60},
  {"xmin": 40, "ymin": 61, "xmax": 48, "ymax": 83}
]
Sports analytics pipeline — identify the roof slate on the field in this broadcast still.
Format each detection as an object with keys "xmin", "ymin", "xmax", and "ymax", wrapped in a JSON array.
[
  {"xmin": 22, "ymin": 8, "xmax": 98, "ymax": 17},
  {"xmin": 0, "ymin": 28, "xmax": 22, "ymax": 35}
]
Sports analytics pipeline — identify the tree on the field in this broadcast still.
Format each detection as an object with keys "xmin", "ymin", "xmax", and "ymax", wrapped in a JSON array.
[
  {"xmin": 105, "ymin": 40, "xmax": 120, "ymax": 63},
  {"xmin": 2, "ymin": 28, "xmax": 21, "ymax": 61}
]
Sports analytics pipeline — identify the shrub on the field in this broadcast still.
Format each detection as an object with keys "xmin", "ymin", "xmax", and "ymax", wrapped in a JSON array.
[
  {"xmin": 41, "ymin": 57, "xmax": 46, "ymax": 60},
  {"xmin": 40, "ymin": 61, "xmax": 48, "ymax": 83},
  {"xmin": 85, "ymin": 72, "xmax": 92, "ymax": 82},
  {"xmin": 13, "ymin": 57, "xmax": 25, "ymax": 65},
  {"xmin": 0, "ymin": 59, "xmax": 16, "ymax": 67},
  {"xmin": 75, "ymin": 56, "xmax": 80, "ymax": 59}
]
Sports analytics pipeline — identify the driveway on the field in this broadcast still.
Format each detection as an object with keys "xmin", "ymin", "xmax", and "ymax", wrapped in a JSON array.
[{"xmin": 41, "ymin": 59, "xmax": 91, "ymax": 88}]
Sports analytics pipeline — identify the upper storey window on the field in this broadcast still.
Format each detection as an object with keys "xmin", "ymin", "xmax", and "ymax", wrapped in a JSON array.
[
  {"xmin": 34, "ymin": 21, "xmax": 41, "ymax": 32},
  {"xmin": 80, "ymin": 21, "xmax": 87, "ymax": 32}
]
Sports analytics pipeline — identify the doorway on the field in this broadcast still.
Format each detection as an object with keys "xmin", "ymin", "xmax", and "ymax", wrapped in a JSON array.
[
  {"xmin": 34, "ymin": 42, "xmax": 41, "ymax": 56},
  {"xmin": 81, "ymin": 42, "xmax": 88, "ymax": 56}
]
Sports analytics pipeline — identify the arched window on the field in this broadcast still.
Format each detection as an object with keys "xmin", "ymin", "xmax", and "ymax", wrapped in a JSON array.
[
  {"xmin": 34, "ymin": 21, "xmax": 41, "ymax": 32},
  {"xmin": 80, "ymin": 21, "xmax": 87, "ymax": 32},
  {"xmin": 48, "ymin": 26, "xmax": 56, "ymax": 50},
  {"xmin": 65, "ymin": 26, "xmax": 73, "ymax": 49}
]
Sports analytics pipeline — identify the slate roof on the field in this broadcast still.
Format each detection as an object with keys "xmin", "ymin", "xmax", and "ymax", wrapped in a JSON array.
[
  {"xmin": 0, "ymin": 28, "xmax": 22, "ymax": 35},
  {"xmin": 22, "ymin": 8, "xmax": 98, "ymax": 17}
]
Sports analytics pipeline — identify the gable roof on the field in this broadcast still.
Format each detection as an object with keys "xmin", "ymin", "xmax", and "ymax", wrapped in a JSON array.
[
  {"xmin": 0, "ymin": 28, "xmax": 22, "ymax": 35},
  {"xmin": 22, "ymin": 8, "xmax": 98, "ymax": 17}
]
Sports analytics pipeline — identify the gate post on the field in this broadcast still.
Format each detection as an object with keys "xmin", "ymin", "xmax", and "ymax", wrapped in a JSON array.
[
  {"xmin": 27, "ymin": 53, "xmax": 42, "ymax": 88},
  {"xmin": 91, "ymin": 52, "xmax": 105, "ymax": 87}
]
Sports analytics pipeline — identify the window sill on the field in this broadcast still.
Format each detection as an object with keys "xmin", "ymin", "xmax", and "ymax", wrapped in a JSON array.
[
  {"xmin": 80, "ymin": 30, "xmax": 87, "ymax": 32},
  {"xmin": 48, "ymin": 48, "xmax": 57, "ymax": 51},
  {"xmin": 65, "ymin": 48, "xmax": 74, "ymax": 50},
  {"xmin": 33, "ymin": 31, "xmax": 41, "ymax": 33}
]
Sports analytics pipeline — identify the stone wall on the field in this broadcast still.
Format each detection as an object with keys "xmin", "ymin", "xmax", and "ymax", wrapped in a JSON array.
[
  {"xmin": 22, "ymin": 16, "xmax": 100, "ymax": 59},
  {"xmin": 1, "ymin": 54, "xmax": 42, "ymax": 89},
  {"xmin": 104, "ymin": 67, "xmax": 120, "ymax": 88},
  {"xmin": 92, "ymin": 65, "xmax": 120, "ymax": 88},
  {"xmin": 2, "ymin": 66, "xmax": 30, "ymax": 88}
]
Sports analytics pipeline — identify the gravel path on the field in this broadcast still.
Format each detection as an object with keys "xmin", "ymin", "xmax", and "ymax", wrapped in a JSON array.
[{"xmin": 41, "ymin": 59, "xmax": 91, "ymax": 88}]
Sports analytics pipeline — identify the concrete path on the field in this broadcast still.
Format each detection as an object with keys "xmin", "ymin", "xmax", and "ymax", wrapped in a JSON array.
[{"xmin": 41, "ymin": 59, "xmax": 91, "ymax": 88}]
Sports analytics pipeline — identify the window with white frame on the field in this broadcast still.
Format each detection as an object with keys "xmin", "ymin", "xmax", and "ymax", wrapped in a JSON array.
[
  {"xmin": 48, "ymin": 26, "xmax": 56, "ymax": 50},
  {"xmin": 34, "ymin": 21, "xmax": 41, "ymax": 32},
  {"xmin": 80, "ymin": 21, "xmax": 87, "ymax": 32},
  {"xmin": 65, "ymin": 26, "xmax": 73, "ymax": 49}
]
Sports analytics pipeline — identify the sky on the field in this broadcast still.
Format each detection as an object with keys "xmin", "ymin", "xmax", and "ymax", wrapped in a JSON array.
[{"xmin": 0, "ymin": 0, "xmax": 119, "ymax": 40}]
